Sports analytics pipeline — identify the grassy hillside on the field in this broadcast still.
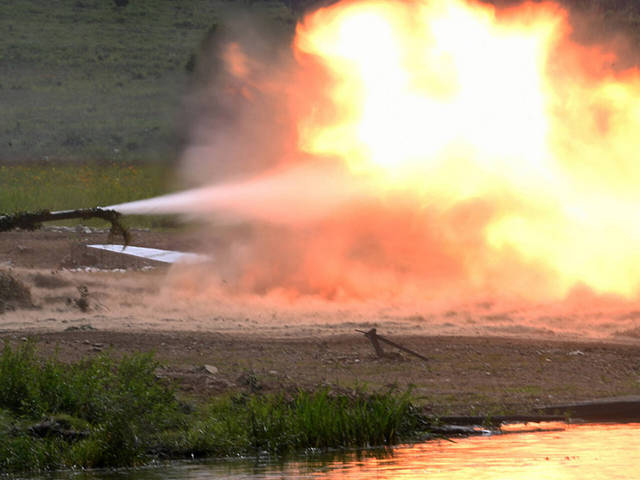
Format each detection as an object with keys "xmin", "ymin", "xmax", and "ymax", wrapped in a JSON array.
[{"xmin": 0, "ymin": 0, "xmax": 294, "ymax": 164}]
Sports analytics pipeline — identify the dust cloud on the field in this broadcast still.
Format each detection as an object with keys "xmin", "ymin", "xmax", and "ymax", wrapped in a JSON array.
[{"xmin": 107, "ymin": 0, "xmax": 640, "ymax": 340}]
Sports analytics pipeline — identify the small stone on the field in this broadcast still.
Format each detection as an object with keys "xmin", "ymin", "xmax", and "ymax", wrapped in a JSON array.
[{"xmin": 204, "ymin": 365, "xmax": 218, "ymax": 375}]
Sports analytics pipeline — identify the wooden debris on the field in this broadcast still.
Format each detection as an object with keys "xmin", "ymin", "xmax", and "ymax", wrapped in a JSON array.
[
  {"xmin": 540, "ymin": 395, "xmax": 640, "ymax": 421},
  {"xmin": 437, "ymin": 414, "xmax": 566, "ymax": 426},
  {"xmin": 356, "ymin": 328, "xmax": 429, "ymax": 362}
]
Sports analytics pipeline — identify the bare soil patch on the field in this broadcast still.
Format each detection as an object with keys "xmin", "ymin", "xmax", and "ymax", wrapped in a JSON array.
[
  {"xmin": 2, "ymin": 330, "xmax": 639, "ymax": 416},
  {"xmin": 1, "ymin": 228, "xmax": 640, "ymax": 417}
]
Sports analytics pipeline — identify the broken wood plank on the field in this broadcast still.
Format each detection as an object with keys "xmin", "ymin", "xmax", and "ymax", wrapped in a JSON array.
[
  {"xmin": 360, "ymin": 327, "xmax": 385, "ymax": 357},
  {"xmin": 437, "ymin": 415, "xmax": 566, "ymax": 426},
  {"xmin": 540, "ymin": 395, "xmax": 640, "ymax": 421},
  {"xmin": 356, "ymin": 328, "xmax": 429, "ymax": 362}
]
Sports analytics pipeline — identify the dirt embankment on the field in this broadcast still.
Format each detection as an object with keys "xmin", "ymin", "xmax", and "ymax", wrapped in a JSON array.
[
  {"xmin": 5, "ymin": 329, "xmax": 639, "ymax": 417},
  {"xmin": 1, "ymin": 228, "xmax": 640, "ymax": 417}
]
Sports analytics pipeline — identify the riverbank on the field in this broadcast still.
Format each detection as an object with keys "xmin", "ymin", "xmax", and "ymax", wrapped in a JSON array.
[
  {"xmin": 2, "ymin": 229, "xmax": 640, "ymax": 472},
  {"xmin": 1, "ymin": 333, "xmax": 639, "ymax": 473},
  {"xmin": 6, "ymin": 328, "xmax": 639, "ymax": 419},
  {"xmin": 0, "ymin": 227, "xmax": 640, "ymax": 416},
  {"xmin": 0, "ymin": 341, "xmax": 431, "ymax": 472},
  {"xmin": 2, "ymin": 228, "xmax": 640, "ymax": 419}
]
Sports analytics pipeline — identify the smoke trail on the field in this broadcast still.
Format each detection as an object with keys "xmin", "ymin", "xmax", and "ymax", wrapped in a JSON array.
[
  {"xmin": 110, "ymin": 0, "xmax": 640, "ymax": 317},
  {"xmin": 107, "ymin": 162, "xmax": 375, "ymax": 225}
]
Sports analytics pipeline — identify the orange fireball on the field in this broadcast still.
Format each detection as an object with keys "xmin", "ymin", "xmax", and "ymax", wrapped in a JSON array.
[{"xmin": 288, "ymin": 0, "xmax": 640, "ymax": 298}]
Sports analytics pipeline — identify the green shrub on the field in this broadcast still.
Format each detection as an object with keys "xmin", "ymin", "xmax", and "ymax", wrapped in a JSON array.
[
  {"xmin": 0, "ymin": 341, "xmax": 40, "ymax": 414},
  {"xmin": 0, "ymin": 342, "xmax": 183, "ymax": 470},
  {"xmin": 0, "ymin": 436, "xmax": 65, "ymax": 473},
  {"xmin": 176, "ymin": 388, "xmax": 421, "ymax": 458},
  {"xmin": 0, "ymin": 342, "xmax": 426, "ymax": 472}
]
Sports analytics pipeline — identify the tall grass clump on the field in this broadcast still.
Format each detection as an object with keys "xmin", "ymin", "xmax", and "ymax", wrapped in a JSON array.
[
  {"xmin": 292, "ymin": 388, "xmax": 418, "ymax": 448},
  {"xmin": 181, "ymin": 388, "xmax": 422, "ymax": 457}
]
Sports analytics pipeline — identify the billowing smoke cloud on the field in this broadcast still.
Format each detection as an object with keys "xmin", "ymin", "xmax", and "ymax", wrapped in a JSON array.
[
  {"xmin": 122, "ymin": 0, "xmax": 640, "ymax": 324},
  {"xmin": 179, "ymin": 8, "xmax": 302, "ymax": 184}
]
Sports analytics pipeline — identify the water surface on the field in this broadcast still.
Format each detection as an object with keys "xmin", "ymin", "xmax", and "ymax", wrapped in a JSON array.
[{"xmin": 46, "ymin": 423, "xmax": 640, "ymax": 479}]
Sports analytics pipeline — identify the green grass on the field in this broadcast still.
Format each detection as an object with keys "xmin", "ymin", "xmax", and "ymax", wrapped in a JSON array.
[
  {"xmin": 0, "ymin": 162, "xmax": 172, "ymax": 212},
  {"xmin": 0, "ymin": 162, "xmax": 178, "ymax": 228},
  {"xmin": 175, "ymin": 387, "xmax": 420, "ymax": 457},
  {"xmin": 0, "ymin": 342, "xmax": 182, "ymax": 470},
  {"xmin": 0, "ymin": 0, "xmax": 295, "ymax": 163},
  {"xmin": 0, "ymin": 342, "xmax": 427, "ymax": 473}
]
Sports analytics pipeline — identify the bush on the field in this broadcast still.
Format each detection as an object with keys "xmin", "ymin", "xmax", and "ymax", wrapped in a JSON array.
[
  {"xmin": 0, "ymin": 342, "xmax": 426, "ymax": 472},
  {"xmin": 0, "ymin": 342, "xmax": 183, "ymax": 470},
  {"xmin": 177, "ymin": 388, "xmax": 421, "ymax": 458}
]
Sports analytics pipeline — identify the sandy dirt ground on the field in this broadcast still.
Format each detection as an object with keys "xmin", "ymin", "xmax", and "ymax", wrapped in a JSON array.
[{"xmin": 1, "ymin": 227, "xmax": 640, "ymax": 416}]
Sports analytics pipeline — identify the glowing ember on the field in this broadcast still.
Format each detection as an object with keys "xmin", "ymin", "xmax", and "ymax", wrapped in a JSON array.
[{"xmin": 289, "ymin": 0, "xmax": 640, "ymax": 298}]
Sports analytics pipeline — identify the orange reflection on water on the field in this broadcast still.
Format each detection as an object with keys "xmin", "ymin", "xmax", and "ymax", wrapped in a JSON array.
[{"xmin": 300, "ymin": 423, "xmax": 640, "ymax": 480}]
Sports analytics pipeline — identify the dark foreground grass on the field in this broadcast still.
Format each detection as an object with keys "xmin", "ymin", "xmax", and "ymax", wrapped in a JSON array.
[{"xmin": 0, "ymin": 342, "xmax": 426, "ymax": 473}]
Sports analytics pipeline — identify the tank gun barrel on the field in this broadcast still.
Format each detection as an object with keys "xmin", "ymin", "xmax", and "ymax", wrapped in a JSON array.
[{"xmin": 0, "ymin": 207, "xmax": 130, "ymax": 245}]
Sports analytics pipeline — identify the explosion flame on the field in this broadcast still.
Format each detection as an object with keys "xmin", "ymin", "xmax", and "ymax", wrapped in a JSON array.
[
  {"xmin": 169, "ymin": 0, "xmax": 640, "ymax": 303},
  {"xmin": 289, "ymin": 0, "xmax": 640, "ymax": 299}
]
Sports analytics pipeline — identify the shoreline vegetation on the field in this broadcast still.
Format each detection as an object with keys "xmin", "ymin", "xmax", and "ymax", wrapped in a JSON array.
[{"xmin": 0, "ymin": 342, "xmax": 429, "ymax": 473}]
